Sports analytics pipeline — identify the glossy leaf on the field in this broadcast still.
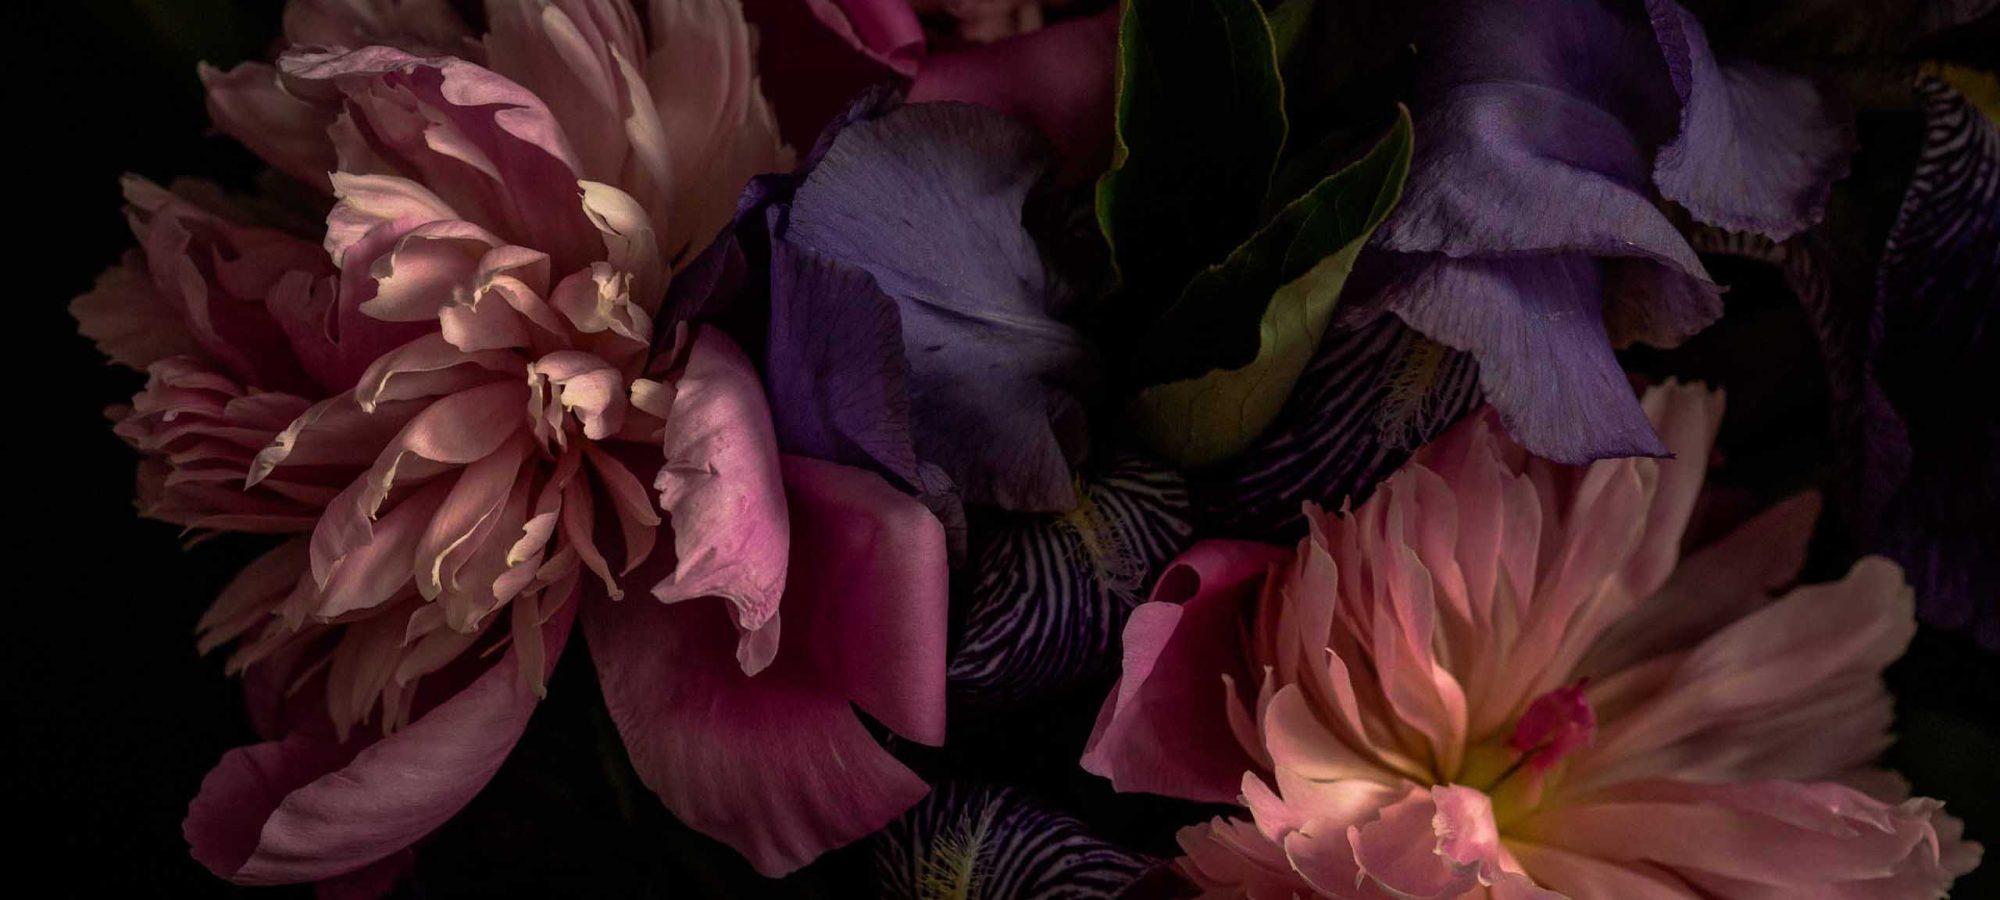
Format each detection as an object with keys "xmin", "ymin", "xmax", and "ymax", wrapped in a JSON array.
[
  {"xmin": 1131, "ymin": 108, "xmax": 1413, "ymax": 467},
  {"xmin": 1094, "ymin": 0, "xmax": 1287, "ymax": 314}
]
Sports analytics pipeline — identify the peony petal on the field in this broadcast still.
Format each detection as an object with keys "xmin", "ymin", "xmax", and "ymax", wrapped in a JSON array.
[
  {"xmin": 1518, "ymin": 779, "xmax": 1965, "ymax": 892},
  {"xmin": 1346, "ymin": 786, "xmax": 1494, "ymax": 900},
  {"xmin": 1579, "ymin": 491, "xmax": 1821, "ymax": 679},
  {"xmin": 282, "ymin": 46, "xmax": 599, "ymax": 272},
  {"xmin": 651, "ymin": 326, "xmax": 789, "ymax": 650},
  {"xmin": 585, "ymin": 457, "xmax": 945, "ymax": 877},
  {"xmin": 200, "ymin": 62, "xmax": 340, "ymax": 190},
  {"xmin": 185, "ymin": 602, "xmax": 574, "ymax": 885},
  {"xmin": 1082, "ymin": 540, "xmax": 1289, "ymax": 803},
  {"xmin": 1580, "ymin": 557, "xmax": 1916, "ymax": 788},
  {"xmin": 779, "ymin": 454, "xmax": 948, "ymax": 744}
]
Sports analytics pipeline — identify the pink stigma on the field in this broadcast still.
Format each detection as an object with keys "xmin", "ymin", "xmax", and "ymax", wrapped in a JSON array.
[{"xmin": 1508, "ymin": 682, "xmax": 1596, "ymax": 772}]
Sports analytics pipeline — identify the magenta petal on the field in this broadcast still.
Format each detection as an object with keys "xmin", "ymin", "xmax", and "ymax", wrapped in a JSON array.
[
  {"xmin": 908, "ymin": 10, "xmax": 1118, "ymax": 184},
  {"xmin": 1082, "ymin": 540, "xmax": 1289, "ymax": 804},
  {"xmin": 585, "ymin": 457, "xmax": 945, "ymax": 877},
  {"xmin": 184, "ymin": 604, "xmax": 575, "ymax": 885},
  {"xmin": 780, "ymin": 454, "xmax": 948, "ymax": 745}
]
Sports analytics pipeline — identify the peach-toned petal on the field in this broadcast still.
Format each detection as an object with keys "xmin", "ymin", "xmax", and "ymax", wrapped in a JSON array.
[{"xmin": 1518, "ymin": 779, "xmax": 1971, "ymax": 894}]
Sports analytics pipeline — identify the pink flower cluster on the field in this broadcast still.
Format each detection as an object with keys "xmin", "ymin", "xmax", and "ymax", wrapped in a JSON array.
[
  {"xmin": 1085, "ymin": 384, "xmax": 1982, "ymax": 898},
  {"xmin": 70, "ymin": 0, "xmax": 1109, "ymax": 887}
]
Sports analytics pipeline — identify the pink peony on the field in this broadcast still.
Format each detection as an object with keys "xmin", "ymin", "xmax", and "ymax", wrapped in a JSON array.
[
  {"xmin": 1082, "ymin": 383, "xmax": 1982, "ymax": 898},
  {"xmin": 75, "ymin": 0, "xmax": 945, "ymax": 887}
]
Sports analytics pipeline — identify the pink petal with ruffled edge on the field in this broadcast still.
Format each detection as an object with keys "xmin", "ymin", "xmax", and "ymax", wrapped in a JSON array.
[{"xmin": 651, "ymin": 327, "xmax": 789, "ymax": 664}]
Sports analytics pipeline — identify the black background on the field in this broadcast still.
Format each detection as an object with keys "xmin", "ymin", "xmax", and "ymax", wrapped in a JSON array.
[{"xmin": 9, "ymin": 1, "xmax": 1997, "ymax": 897}]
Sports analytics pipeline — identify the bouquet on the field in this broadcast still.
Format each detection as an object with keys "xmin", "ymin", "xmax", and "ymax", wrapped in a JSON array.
[{"xmin": 56, "ymin": 0, "xmax": 1996, "ymax": 896}]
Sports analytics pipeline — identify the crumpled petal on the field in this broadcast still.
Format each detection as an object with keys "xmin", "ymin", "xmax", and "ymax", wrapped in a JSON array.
[
  {"xmin": 584, "ymin": 455, "xmax": 945, "ymax": 878},
  {"xmin": 785, "ymin": 101, "xmax": 1094, "ymax": 511},
  {"xmin": 280, "ymin": 46, "xmax": 599, "ymax": 272},
  {"xmin": 650, "ymin": 326, "xmax": 789, "ymax": 658}
]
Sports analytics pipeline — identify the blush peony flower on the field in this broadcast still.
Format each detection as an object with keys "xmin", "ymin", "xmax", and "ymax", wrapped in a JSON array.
[
  {"xmin": 75, "ymin": 1, "xmax": 947, "ymax": 888},
  {"xmin": 1082, "ymin": 383, "xmax": 1982, "ymax": 898}
]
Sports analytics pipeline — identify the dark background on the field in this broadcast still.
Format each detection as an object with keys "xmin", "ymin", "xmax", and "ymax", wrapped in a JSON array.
[{"xmin": 9, "ymin": 1, "xmax": 1997, "ymax": 897}]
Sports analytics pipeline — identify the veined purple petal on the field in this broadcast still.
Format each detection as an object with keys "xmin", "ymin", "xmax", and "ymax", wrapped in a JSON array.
[{"xmin": 784, "ymin": 102, "xmax": 1095, "ymax": 512}]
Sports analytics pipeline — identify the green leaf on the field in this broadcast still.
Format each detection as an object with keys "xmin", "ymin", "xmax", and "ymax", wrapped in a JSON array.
[
  {"xmin": 1094, "ymin": 0, "xmax": 1288, "ymax": 315},
  {"xmin": 1132, "ymin": 107, "xmax": 1413, "ymax": 468},
  {"xmin": 1267, "ymin": 0, "xmax": 1319, "ymax": 62}
]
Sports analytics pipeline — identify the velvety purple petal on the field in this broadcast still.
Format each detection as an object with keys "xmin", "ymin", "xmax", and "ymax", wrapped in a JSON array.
[
  {"xmin": 765, "ymin": 239, "xmax": 922, "ymax": 485},
  {"xmin": 1379, "ymin": 0, "xmax": 1688, "ymax": 266},
  {"xmin": 1867, "ymin": 74, "xmax": 2000, "ymax": 648},
  {"xmin": 1646, "ymin": 0, "xmax": 1853, "ymax": 241},
  {"xmin": 784, "ymin": 102, "xmax": 1094, "ymax": 511},
  {"xmin": 1371, "ymin": 253, "xmax": 1669, "ymax": 463}
]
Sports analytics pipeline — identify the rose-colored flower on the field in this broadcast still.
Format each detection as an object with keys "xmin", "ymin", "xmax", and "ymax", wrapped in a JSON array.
[
  {"xmin": 75, "ymin": 0, "xmax": 947, "ymax": 888},
  {"xmin": 1082, "ymin": 383, "xmax": 1981, "ymax": 898}
]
